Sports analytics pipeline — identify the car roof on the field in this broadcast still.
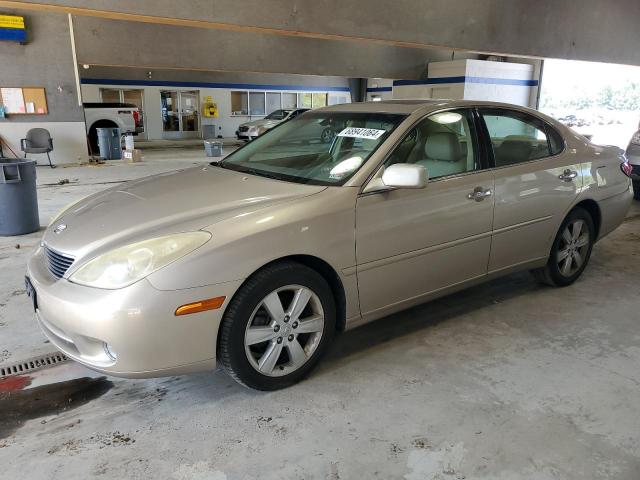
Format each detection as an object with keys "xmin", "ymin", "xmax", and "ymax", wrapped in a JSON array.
[{"xmin": 320, "ymin": 99, "xmax": 544, "ymax": 116}]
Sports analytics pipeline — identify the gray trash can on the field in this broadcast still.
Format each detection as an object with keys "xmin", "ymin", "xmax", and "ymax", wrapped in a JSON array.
[
  {"xmin": 0, "ymin": 158, "xmax": 39, "ymax": 236},
  {"xmin": 204, "ymin": 140, "xmax": 223, "ymax": 157},
  {"xmin": 97, "ymin": 127, "xmax": 122, "ymax": 160},
  {"xmin": 203, "ymin": 124, "xmax": 217, "ymax": 140}
]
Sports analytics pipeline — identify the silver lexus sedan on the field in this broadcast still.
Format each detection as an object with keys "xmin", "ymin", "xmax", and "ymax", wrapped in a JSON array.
[{"xmin": 26, "ymin": 100, "xmax": 633, "ymax": 390}]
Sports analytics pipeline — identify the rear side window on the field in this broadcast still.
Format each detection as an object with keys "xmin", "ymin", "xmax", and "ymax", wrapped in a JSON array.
[
  {"xmin": 480, "ymin": 109, "xmax": 559, "ymax": 167},
  {"xmin": 546, "ymin": 124, "xmax": 565, "ymax": 155}
]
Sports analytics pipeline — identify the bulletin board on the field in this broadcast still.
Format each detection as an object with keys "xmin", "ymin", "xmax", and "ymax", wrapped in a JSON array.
[{"xmin": 0, "ymin": 87, "xmax": 48, "ymax": 115}]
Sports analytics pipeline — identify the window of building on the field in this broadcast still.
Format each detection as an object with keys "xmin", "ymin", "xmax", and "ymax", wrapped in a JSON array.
[
  {"xmin": 266, "ymin": 92, "xmax": 281, "ymax": 114},
  {"xmin": 298, "ymin": 93, "xmax": 312, "ymax": 108},
  {"xmin": 100, "ymin": 88, "xmax": 145, "ymax": 133},
  {"xmin": 312, "ymin": 93, "xmax": 327, "ymax": 108},
  {"xmin": 249, "ymin": 92, "xmax": 266, "ymax": 115},
  {"xmin": 231, "ymin": 91, "xmax": 249, "ymax": 115},
  {"xmin": 100, "ymin": 88, "xmax": 121, "ymax": 103},
  {"xmin": 282, "ymin": 92, "xmax": 297, "ymax": 109}
]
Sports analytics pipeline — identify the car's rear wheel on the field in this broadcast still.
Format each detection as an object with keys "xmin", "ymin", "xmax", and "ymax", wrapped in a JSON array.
[
  {"xmin": 532, "ymin": 207, "xmax": 595, "ymax": 287},
  {"xmin": 218, "ymin": 261, "xmax": 335, "ymax": 390}
]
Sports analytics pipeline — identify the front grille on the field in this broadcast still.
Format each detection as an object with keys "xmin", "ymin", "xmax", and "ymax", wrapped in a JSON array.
[
  {"xmin": 44, "ymin": 245, "xmax": 75, "ymax": 279},
  {"xmin": 239, "ymin": 126, "xmax": 249, "ymax": 132}
]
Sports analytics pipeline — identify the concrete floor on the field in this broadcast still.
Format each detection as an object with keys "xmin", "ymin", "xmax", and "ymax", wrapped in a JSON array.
[{"xmin": 1, "ymin": 149, "xmax": 639, "ymax": 479}]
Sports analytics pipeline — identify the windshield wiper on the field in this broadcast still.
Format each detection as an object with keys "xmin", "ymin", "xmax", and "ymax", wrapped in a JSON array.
[{"xmin": 218, "ymin": 163, "xmax": 287, "ymax": 181}]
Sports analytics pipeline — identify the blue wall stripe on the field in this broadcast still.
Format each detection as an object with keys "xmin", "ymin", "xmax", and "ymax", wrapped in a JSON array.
[
  {"xmin": 366, "ymin": 87, "xmax": 393, "ymax": 93},
  {"xmin": 0, "ymin": 27, "xmax": 27, "ymax": 42},
  {"xmin": 393, "ymin": 76, "xmax": 538, "ymax": 87},
  {"xmin": 80, "ymin": 78, "xmax": 351, "ymax": 92}
]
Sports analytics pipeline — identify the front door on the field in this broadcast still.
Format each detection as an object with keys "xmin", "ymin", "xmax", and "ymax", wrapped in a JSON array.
[
  {"xmin": 161, "ymin": 90, "xmax": 200, "ymax": 139},
  {"xmin": 477, "ymin": 108, "xmax": 582, "ymax": 273},
  {"xmin": 355, "ymin": 109, "xmax": 495, "ymax": 318}
]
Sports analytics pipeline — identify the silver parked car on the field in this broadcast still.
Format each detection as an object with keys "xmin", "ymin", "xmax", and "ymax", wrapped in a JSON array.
[
  {"xmin": 26, "ymin": 100, "xmax": 633, "ymax": 390},
  {"xmin": 625, "ymin": 125, "xmax": 640, "ymax": 199},
  {"xmin": 236, "ymin": 108, "xmax": 309, "ymax": 141}
]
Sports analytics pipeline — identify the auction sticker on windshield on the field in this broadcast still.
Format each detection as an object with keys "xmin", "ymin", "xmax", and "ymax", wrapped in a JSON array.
[{"xmin": 337, "ymin": 127, "xmax": 386, "ymax": 140}]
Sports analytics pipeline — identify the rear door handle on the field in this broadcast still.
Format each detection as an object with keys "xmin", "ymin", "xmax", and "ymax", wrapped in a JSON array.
[
  {"xmin": 558, "ymin": 169, "xmax": 578, "ymax": 182},
  {"xmin": 467, "ymin": 187, "xmax": 493, "ymax": 202}
]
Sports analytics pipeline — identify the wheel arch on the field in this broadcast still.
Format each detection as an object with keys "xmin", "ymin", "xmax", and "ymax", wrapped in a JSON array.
[
  {"xmin": 573, "ymin": 198, "xmax": 602, "ymax": 240},
  {"xmin": 87, "ymin": 119, "xmax": 119, "ymax": 154},
  {"xmin": 217, "ymin": 254, "xmax": 347, "ymax": 349}
]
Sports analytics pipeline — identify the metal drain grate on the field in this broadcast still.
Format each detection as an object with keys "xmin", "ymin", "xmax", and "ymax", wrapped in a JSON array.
[{"xmin": 0, "ymin": 352, "xmax": 69, "ymax": 378}]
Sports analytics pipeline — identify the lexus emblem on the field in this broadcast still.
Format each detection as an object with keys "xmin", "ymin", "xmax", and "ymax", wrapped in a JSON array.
[{"xmin": 53, "ymin": 224, "xmax": 67, "ymax": 234}]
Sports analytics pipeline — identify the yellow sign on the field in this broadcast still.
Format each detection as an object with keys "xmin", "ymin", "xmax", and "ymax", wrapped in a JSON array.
[
  {"xmin": 0, "ymin": 15, "xmax": 25, "ymax": 29},
  {"xmin": 202, "ymin": 97, "xmax": 218, "ymax": 118}
]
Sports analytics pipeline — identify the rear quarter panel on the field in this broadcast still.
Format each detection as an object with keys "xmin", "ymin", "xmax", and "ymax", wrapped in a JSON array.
[{"xmin": 571, "ymin": 134, "xmax": 632, "ymax": 239}]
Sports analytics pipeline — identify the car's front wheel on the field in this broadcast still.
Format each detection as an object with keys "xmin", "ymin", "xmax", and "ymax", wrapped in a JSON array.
[
  {"xmin": 532, "ymin": 207, "xmax": 595, "ymax": 287},
  {"xmin": 218, "ymin": 261, "xmax": 336, "ymax": 390}
]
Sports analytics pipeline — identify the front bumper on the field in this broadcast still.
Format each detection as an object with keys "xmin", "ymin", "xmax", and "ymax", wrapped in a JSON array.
[
  {"xmin": 236, "ymin": 130, "xmax": 257, "ymax": 141},
  {"xmin": 26, "ymin": 247, "xmax": 243, "ymax": 378}
]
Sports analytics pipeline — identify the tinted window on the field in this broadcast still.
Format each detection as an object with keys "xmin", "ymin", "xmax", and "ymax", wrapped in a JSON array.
[
  {"xmin": 481, "ymin": 109, "xmax": 554, "ymax": 167},
  {"xmin": 385, "ymin": 109, "xmax": 479, "ymax": 179}
]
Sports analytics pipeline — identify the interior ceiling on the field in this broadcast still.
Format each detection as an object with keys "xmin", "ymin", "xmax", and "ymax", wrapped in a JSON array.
[{"xmin": 2, "ymin": 0, "xmax": 639, "ymax": 69}]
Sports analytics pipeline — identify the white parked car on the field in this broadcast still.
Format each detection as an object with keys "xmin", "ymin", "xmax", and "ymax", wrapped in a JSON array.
[{"xmin": 236, "ymin": 108, "xmax": 309, "ymax": 141}]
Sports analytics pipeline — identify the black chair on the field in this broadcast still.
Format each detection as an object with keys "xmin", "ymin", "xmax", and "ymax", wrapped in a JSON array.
[{"xmin": 20, "ymin": 128, "xmax": 55, "ymax": 168}]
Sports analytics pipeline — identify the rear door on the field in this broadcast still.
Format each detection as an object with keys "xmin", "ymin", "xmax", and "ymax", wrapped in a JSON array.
[{"xmin": 478, "ymin": 108, "xmax": 581, "ymax": 274}]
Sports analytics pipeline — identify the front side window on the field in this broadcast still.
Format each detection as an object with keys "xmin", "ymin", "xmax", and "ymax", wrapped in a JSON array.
[
  {"xmin": 385, "ymin": 109, "xmax": 479, "ymax": 179},
  {"xmin": 480, "ymin": 109, "xmax": 557, "ymax": 167},
  {"xmin": 219, "ymin": 112, "xmax": 406, "ymax": 185}
]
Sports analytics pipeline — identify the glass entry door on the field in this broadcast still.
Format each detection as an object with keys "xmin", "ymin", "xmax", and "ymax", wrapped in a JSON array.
[{"xmin": 161, "ymin": 90, "xmax": 200, "ymax": 139}]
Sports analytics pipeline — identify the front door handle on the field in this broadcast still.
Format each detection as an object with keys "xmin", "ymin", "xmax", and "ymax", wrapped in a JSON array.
[
  {"xmin": 467, "ymin": 187, "xmax": 493, "ymax": 202},
  {"xmin": 558, "ymin": 169, "xmax": 578, "ymax": 182}
]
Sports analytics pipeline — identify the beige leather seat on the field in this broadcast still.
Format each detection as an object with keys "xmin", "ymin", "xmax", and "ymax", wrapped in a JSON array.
[
  {"xmin": 413, "ymin": 132, "xmax": 465, "ymax": 178},
  {"xmin": 495, "ymin": 135, "xmax": 533, "ymax": 166}
]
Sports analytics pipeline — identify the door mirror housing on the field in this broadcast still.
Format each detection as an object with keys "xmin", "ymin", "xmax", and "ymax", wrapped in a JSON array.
[{"xmin": 381, "ymin": 164, "xmax": 428, "ymax": 189}]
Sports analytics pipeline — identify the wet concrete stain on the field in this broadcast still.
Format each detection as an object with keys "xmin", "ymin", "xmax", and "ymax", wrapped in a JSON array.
[
  {"xmin": 0, "ymin": 375, "xmax": 32, "ymax": 392},
  {"xmin": 0, "ymin": 376, "xmax": 113, "ymax": 439}
]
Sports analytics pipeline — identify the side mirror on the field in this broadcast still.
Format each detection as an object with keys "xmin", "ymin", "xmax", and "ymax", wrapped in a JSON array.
[{"xmin": 381, "ymin": 163, "xmax": 428, "ymax": 189}]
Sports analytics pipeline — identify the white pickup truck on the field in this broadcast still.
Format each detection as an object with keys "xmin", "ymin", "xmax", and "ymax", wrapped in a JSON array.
[{"xmin": 83, "ymin": 102, "xmax": 140, "ymax": 153}]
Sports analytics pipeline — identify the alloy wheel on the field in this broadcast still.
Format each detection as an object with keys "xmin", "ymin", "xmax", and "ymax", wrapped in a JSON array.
[
  {"xmin": 244, "ymin": 285, "xmax": 324, "ymax": 377},
  {"xmin": 557, "ymin": 219, "xmax": 590, "ymax": 277}
]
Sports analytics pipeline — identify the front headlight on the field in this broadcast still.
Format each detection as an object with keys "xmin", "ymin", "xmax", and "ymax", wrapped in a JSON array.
[{"xmin": 69, "ymin": 232, "xmax": 211, "ymax": 289}]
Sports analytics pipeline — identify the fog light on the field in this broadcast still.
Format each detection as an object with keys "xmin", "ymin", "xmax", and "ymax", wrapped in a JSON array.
[{"xmin": 104, "ymin": 343, "xmax": 117, "ymax": 361}]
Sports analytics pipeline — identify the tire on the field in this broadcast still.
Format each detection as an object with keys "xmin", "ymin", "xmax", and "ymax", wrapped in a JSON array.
[
  {"xmin": 633, "ymin": 180, "xmax": 640, "ymax": 200},
  {"xmin": 532, "ymin": 207, "xmax": 595, "ymax": 287},
  {"xmin": 218, "ymin": 261, "xmax": 336, "ymax": 390}
]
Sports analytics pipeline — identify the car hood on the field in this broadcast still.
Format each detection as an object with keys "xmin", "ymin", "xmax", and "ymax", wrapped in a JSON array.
[
  {"xmin": 43, "ymin": 165, "xmax": 325, "ymax": 257},
  {"xmin": 241, "ymin": 118, "xmax": 281, "ymax": 129}
]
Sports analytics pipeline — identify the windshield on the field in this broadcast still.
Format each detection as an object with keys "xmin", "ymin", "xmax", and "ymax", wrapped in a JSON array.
[
  {"xmin": 219, "ymin": 111, "xmax": 406, "ymax": 185},
  {"xmin": 264, "ymin": 109, "xmax": 291, "ymax": 120}
]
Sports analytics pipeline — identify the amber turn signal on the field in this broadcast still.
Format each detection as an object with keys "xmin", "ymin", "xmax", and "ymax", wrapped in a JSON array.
[{"xmin": 175, "ymin": 296, "xmax": 226, "ymax": 316}]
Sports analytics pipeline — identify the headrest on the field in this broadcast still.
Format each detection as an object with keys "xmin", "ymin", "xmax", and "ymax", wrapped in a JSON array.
[
  {"xmin": 424, "ymin": 132, "xmax": 462, "ymax": 162},
  {"xmin": 496, "ymin": 136, "xmax": 533, "ymax": 165}
]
